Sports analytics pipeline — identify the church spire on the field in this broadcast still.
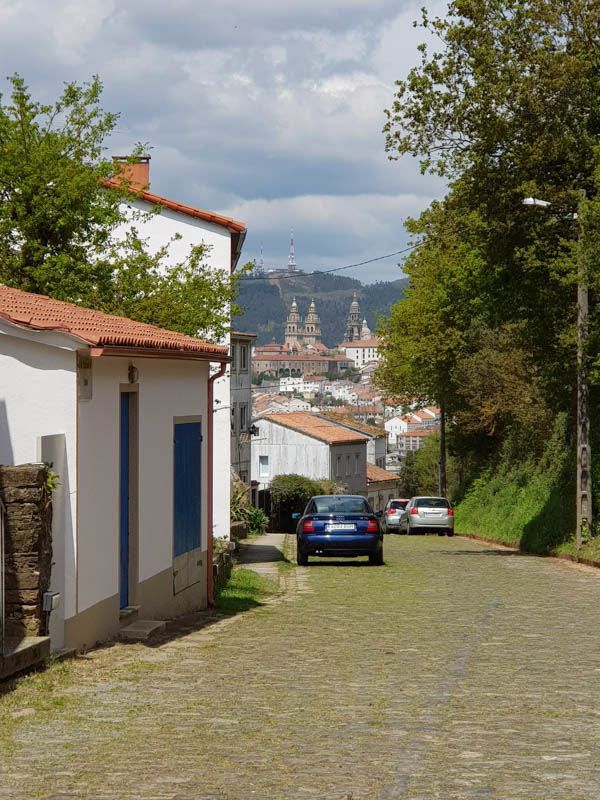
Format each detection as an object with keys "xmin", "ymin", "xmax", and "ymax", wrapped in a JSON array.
[{"xmin": 288, "ymin": 228, "xmax": 296, "ymax": 271}]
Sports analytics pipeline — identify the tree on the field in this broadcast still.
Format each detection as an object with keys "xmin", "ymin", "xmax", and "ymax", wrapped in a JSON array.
[
  {"xmin": 0, "ymin": 75, "xmax": 125, "ymax": 298},
  {"xmin": 0, "ymin": 75, "xmax": 242, "ymax": 339},
  {"xmin": 397, "ymin": 453, "xmax": 419, "ymax": 498},
  {"xmin": 382, "ymin": 0, "xmax": 600, "ymax": 407}
]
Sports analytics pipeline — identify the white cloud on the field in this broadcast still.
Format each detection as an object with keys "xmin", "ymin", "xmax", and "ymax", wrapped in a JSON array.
[{"xmin": 0, "ymin": 0, "xmax": 449, "ymax": 281}]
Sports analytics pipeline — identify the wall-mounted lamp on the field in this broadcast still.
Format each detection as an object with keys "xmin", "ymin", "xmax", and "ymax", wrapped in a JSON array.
[{"xmin": 128, "ymin": 364, "xmax": 139, "ymax": 384}]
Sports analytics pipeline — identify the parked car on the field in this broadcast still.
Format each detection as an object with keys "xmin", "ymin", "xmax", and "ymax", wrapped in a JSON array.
[
  {"xmin": 382, "ymin": 498, "xmax": 410, "ymax": 533},
  {"xmin": 400, "ymin": 496, "xmax": 454, "ymax": 536},
  {"xmin": 296, "ymin": 495, "xmax": 383, "ymax": 566}
]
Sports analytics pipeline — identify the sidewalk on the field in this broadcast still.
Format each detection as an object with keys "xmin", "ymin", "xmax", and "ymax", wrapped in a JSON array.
[{"xmin": 235, "ymin": 532, "xmax": 287, "ymax": 583}]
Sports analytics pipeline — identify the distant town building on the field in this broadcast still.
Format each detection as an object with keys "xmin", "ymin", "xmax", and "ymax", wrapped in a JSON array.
[
  {"xmin": 339, "ymin": 294, "xmax": 381, "ymax": 367},
  {"xmin": 231, "ymin": 331, "xmax": 256, "ymax": 485}
]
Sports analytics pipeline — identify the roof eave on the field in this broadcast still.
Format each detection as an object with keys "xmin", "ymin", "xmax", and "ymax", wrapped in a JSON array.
[{"xmin": 90, "ymin": 345, "xmax": 230, "ymax": 362}]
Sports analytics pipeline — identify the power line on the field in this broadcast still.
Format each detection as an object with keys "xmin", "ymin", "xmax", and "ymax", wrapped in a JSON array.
[{"xmin": 239, "ymin": 243, "xmax": 420, "ymax": 282}]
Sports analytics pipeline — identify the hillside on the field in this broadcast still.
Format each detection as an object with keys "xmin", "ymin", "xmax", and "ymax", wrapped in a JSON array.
[{"xmin": 233, "ymin": 271, "xmax": 409, "ymax": 346}]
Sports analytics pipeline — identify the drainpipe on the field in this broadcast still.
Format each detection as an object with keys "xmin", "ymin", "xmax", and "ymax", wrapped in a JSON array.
[{"xmin": 207, "ymin": 361, "xmax": 227, "ymax": 605}]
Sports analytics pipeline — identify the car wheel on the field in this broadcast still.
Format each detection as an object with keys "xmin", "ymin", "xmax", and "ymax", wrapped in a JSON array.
[
  {"xmin": 447, "ymin": 531, "xmax": 454, "ymax": 537},
  {"xmin": 369, "ymin": 551, "xmax": 384, "ymax": 566},
  {"xmin": 297, "ymin": 547, "xmax": 308, "ymax": 566}
]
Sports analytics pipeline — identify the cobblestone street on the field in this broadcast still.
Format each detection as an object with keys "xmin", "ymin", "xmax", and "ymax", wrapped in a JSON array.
[{"xmin": 2, "ymin": 534, "xmax": 600, "ymax": 799}]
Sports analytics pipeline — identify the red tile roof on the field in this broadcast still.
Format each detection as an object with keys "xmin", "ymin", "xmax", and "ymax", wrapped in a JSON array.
[
  {"xmin": 253, "ymin": 353, "xmax": 350, "ymax": 363},
  {"xmin": 339, "ymin": 338, "xmax": 380, "ymax": 348},
  {"xmin": 104, "ymin": 179, "xmax": 245, "ymax": 234},
  {"xmin": 397, "ymin": 426, "xmax": 439, "ymax": 437},
  {"xmin": 366, "ymin": 464, "xmax": 400, "ymax": 483},
  {"xmin": 265, "ymin": 412, "xmax": 368, "ymax": 445},
  {"xmin": 0, "ymin": 286, "xmax": 227, "ymax": 358},
  {"xmin": 319, "ymin": 413, "xmax": 387, "ymax": 438}
]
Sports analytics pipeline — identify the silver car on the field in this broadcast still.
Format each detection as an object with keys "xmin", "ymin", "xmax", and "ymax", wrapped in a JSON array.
[
  {"xmin": 382, "ymin": 498, "xmax": 410, "ymax": 533},
  {"xmin": 401, "ymin": 496, "xmax": 454, "ymax": 536}
]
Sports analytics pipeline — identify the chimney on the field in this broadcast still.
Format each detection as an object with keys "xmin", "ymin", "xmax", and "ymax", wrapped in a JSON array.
[{"xmin": 112, "ymin": 155, "xmax": 150, "ymax": 191}]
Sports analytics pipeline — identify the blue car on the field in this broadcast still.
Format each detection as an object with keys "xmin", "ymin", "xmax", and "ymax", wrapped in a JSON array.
[{"xmin": 296, "ymin": 495, "xmax": 383, "ymax": 566}]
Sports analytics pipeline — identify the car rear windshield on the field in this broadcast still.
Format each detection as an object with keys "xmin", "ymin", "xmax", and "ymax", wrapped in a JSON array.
[
  {"xmin": 416, "ymin": 498, "xmax": 450, "ymax": 508},
  {"xmin": 314, "ymin": 497, "xmax": 370, "ymax": 514},
  {"xmin": 390, "ymin": 501, "xmax": 408, "ymax": 509}
]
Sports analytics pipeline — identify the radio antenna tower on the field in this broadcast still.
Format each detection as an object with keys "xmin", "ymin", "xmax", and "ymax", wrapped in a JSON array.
[{"xmin": 288, "ymin": 228, "xmax": 296, "ymax": 271}]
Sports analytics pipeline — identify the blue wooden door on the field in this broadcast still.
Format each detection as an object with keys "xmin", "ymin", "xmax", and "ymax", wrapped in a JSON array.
[
  {"xmin": 119, "ymin": 392, "xmax": 130, "ymax": 608},
  {"xmin": 173, "ymin": 422, "xmax": 202, "ymax": 558}
]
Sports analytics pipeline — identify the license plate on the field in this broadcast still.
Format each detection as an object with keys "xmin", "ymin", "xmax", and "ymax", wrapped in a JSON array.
[{"xmin": 326, "ymin": 523, "xmax": 355, "ymax": 531}]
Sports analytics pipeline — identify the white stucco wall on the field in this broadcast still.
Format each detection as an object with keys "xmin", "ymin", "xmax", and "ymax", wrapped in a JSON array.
[
  {"xmin": 0, "ymin": 324, "xmax": 79, "ymax": 626},
  {"xmin": 77, "ymin": 356, "xmax": 210, "ymax": 613},
  {"xmin": 329, "ymin": 442, "xmax": 367, "ymax": 495},
  {"xmin": 252, "ymin": 420, "xmax": 330, "ymax": 485},
  {"xmin": 114, "ymin": 199, "xmax": 234, "ymax": 539},
  {"xmin": 116, "ymin": 199, "xmax": 232, "ymax": 273}
]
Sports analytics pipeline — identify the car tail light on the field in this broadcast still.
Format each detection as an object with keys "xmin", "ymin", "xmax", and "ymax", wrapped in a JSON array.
[
  {"xmin": 410, "ymin": 507, "xmax": 419, "ymax": 515},
  {"xmin": 386, "ymin": 509, "xmax": 395, "ymax": 515},
  {"xmin": 367, "ymin": 519, "xmax": 379, "ymax": 532},
  {"xmin": 302, "ymin": 520, "xmax": 314, "ymax": 532},
  {"xmin": 448, "ymin": 508, "xmax": 454, "ymax": 516}
]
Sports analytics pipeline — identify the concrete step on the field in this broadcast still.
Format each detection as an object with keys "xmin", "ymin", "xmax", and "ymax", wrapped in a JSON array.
[
  {"xmin": 119, "ymin": 605, "xmax": 141, "ymax": 624},
  {"xmin": 119, "ymin": 620, "xmax": 166, "ymax": 642}
]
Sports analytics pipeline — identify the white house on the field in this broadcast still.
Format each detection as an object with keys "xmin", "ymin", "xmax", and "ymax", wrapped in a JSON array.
[
  {"xmin": 397, "ymin": 426, "xmax": 439, "ymax": 455},
  {"xmin": 0, "ymin": 287, "xmax": 230, "ymax": 652},
  {"xmin": 230, "ymin": 331, "xmax": 256, "ymax": 486},
  {"xmin": 366, "ymin": 464, "xmax": 400, "ymax": 513},
  {"xmin": 279, "ymin": 376, "xmax": 304, "ymax": 394},
  {"xmin": 108, "ymin": 157, "xmax": 246, "ymax": 539},
  {"xmin": 383, "ymin": 414, "xmax": 421, "ymax": 447},
  {"xmin": 318, "ymin": 414, "xmax": 387, "ymax": 469},
  {"xmin": 251, "ymin": 412, "xmax": 368, "ymax": 495},
  {"xmin": 339, "ymin": 338, "xmax": 381, "ymax": 368}
]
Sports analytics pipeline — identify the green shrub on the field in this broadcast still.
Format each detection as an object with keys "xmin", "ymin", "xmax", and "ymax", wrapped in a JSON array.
[
  {"xmin": 230, "ymin": 482, "xmax": 249, "ymax": 522},
  {"xmin": 247, "ymin": 506, "xmax": 268, "ymax": 536},
  {"xmin": 270, "ymin": 474, "xmax": 344, "ymax": 532}
]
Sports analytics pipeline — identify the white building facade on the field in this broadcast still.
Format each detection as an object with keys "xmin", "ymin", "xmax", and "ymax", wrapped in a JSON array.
[
  {"xmin": 0, "ymin": 287, "xmax": 229, "ymax": 652},
  {"xmin": 109, "ymin": 157, "xmax": 246, "ymax": 540},
  {"xmin": 251, "ymin": 413, "xmax": 368, "ymax": 495}
]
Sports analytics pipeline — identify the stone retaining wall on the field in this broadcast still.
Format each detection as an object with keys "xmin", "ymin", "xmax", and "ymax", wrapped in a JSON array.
[{"xmin": 0, "ymin": 464, "xmax": 52, "ymax": 637}]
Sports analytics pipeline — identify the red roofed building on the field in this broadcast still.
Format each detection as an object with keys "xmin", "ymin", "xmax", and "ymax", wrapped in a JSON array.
[
  {"xmin": 366, "ymin": 463, "xmax": 400, "ymax": 513},
  {"xmin": 107, "ymin": 156, "xmax": 247, "ymax": 542},
  {"xmin": 397, "ymin": 426, "xmax": 440, "ymax": 455},
  {"xmin": 0, "ymin": 286, "xmax": 230, "ymax": 652},
  {"xmin": 252, "ymin": 412, "xmax": 369, "ymax": 495}
]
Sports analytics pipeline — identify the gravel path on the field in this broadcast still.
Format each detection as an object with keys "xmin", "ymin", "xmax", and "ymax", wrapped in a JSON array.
[{"xmin": 1, "ymin": 534, "xmax": 600, "ymax": 799}]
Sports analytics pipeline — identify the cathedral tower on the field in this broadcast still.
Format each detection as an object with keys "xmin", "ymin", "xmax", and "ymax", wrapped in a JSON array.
[
  {"xmin": 344, "ymin": 292, "xmax": 362, "ymax": 342},
  {"xmin": 285, "ymin": 297, "xmax": 302, "ymax": 346},
  {"xmin": 302, "ymin": 298, "xmax": 322, "ymax": 346}
]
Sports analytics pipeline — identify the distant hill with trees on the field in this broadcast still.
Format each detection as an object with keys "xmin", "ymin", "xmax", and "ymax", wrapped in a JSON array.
[{"xmin": 233, "ymin": 270, "xmax": 408, "ymax": 347}]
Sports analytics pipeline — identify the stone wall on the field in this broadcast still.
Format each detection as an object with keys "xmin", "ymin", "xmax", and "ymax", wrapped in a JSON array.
[{"xmin": 0, "ymin": 464, "xmax": 52, "ymax": 637}]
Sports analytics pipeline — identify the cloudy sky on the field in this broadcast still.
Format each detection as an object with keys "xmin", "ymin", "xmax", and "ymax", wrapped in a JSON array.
[{"xmin": 0, "ymin": 0, "xmax": 448, "ymax": 283}]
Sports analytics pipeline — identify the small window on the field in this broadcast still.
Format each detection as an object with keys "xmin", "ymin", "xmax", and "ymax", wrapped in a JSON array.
[
  {"xmin": 231, "ymin": 343, "xmax": 237, "ymax": 371},
  {"xmin": 231, "ymin": 405, "xmax": 237, "ymax": 432},
  {"xmin": 240, "ymin": 345, "xmax": 248, "ymax": 371},
  {"xmin": 240, "ymin": 404, "xmax": 248, "ymax": 431},
  {"xmin": 346, "ymin": 455, "xmax": 351, "ymax": 475},
  {"xmin": 355, "ymin": 454, "xmax": 360, "ymax": 474},
  {"xmin": 336, "ymin": 455, "xmax": 342, "ymax": 476},
  {"xmin": 259, "ymin": 455, "xmax": 269, "ymax": 478}
]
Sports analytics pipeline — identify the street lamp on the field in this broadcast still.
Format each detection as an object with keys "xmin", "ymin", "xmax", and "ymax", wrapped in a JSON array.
[{"xmin": 522, "ymin": 194, "xmax": 591, "ymax": 548}]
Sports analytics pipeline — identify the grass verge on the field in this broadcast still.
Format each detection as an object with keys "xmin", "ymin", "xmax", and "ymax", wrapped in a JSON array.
[{"xmin": 215, "ymin": 567, "xmax": 278, "ymax": 615}]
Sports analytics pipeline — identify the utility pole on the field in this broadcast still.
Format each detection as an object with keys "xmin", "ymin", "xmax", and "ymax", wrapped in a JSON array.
[
  {"xmin": 523, "ymin": 193, "xmax": 592, "ymax": 547},
  {"xmin": 438, "ymin": 396, "xmax": 446, "ymax": 498},
  {"xmin": 576, "ymin": 192, "xmax": 591, "ymax": 547}
]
